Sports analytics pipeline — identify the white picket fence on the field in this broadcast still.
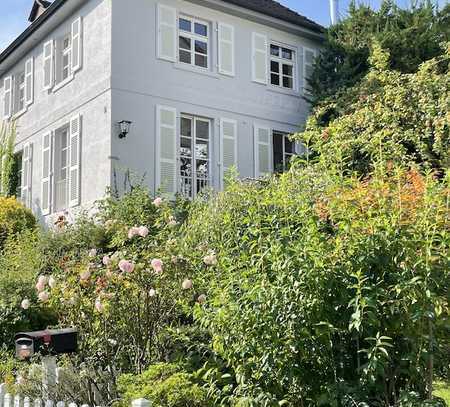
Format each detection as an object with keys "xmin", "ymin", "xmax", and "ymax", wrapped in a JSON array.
[{"xmin": 0, "ymin": 384, "xmax": 151, "ymax": 407}]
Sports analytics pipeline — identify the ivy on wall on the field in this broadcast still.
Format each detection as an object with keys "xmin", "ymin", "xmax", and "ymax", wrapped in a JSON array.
[{"xmin": 0, "ymin": 122, "xmax": 18, "ymax": 197}]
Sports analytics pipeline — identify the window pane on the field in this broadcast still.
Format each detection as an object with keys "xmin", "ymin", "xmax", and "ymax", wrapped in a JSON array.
[
  {"xmin": 179, "ymin": 36, "xmax": 191, "ymax": 50},
  {"xmin": 273, "ymin": 133, "xmax": 283, "ymax": 172},
  {"xmin": 195, "ymin": 54, "xmax": 207, "ymax": 68},
  {"xmin": 282, "ymin": 48, "xmax": 293, "ymax": 60},
  {"xmin": 283, "ymin": 76, "xmax": 293, "ymax": 89},
  {"xmin": 180, "ymin": 137, "xmax": 192, "ymax": 157},
  {"xmin": 270, "ymin": 60, "xmax": 279, "ymax": 73},
  {"xmin": 271, "ymin": 73, "xmax": 280, "ymax": 86},
  {"xmin": 194, "ymin": 23, "xmax": 208, "ymax": 36},
  {"xmin": 179, "ymin": 50, "xmax": 191, "ymax": 64},
  {"xmin": 196, "ymin": 120, "xmax": 209, "ymax": 139},
  {"xmin": 282, "ymin": 64, "xmax": 293, "ymax": 76},
  {"xmin": 285, "ymin": 136, "xmax": 295, "ymax": 154},
  {"xmin": 196, "ymin": 160, "xmax": 209, "ymax": 178},
  {"xmin": 195, "ymin": 139, "xmax": 209, "ymax": 159},
  {"xmin": 181, "ymin": 117, "xmax": 192, "ymax": 138},
  {"xmin": 180, "ymin": 157, "xmax": 192, "ymax": 177},
  {"xmin": 179, "ymin": 18, "xmax": 191, "ymax": 32},
  {"xmin": 195, "ymin": 40, "xmax": 207, "ymax": 55},
  {"xmin": 270, "ymin": 44, "xmax": 280, "ymax": 56}
]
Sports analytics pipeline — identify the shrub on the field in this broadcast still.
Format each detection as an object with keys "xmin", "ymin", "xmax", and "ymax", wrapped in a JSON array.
[
  {"xmin": 117, "ymin": 363, "xmax": 210, "ymax": 407},
  {"xmin": 0, "ymin": 197, "xmax": 36, "ymax": 249},
  {"xmin": 177, "ymin": 165, "xmax": 449, "ymax": 405}
]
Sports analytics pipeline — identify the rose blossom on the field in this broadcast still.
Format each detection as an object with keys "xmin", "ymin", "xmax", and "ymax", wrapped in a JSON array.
[
  {"xmin": 38, "ymin": 275, "xmax": 48, "ymax": 285},
  {"xmin": 48, "ymin": 276, "xmax": 57, "ymax": 289},
  {"xmin": 102, "ymin": 255, "xmax": 112, "ymax": 266},
  {"xmin": 167, "ymin": 216, "xmax": 177, "ymax": 227},
  {"xmin": 203, "ymin": 253, "xmax": 217, "ymax": 266},
  {"xmin": 197, "ymin": 294, "xmax": 207, "ymax": 304},
  {"xmin": 151, "ymin": 258, "xmax": 163, "ymax": 274},
  {"xmin": 38, "ymin": 291, "xmax": 49, "ymax": 303},
  {"xmin": 118, "ymin": 260, "xmax": 135, "ymax": 273},
  {"xmin": 153, "ymin": 197, "xmax": 163, "ymax": 207},
  {"xmin": 182, "ymin": 279, "xmax": 193, "ymax": 290},
  {"xmin": 80, "ymin": 269, "xmax": 91, "ymax": 282},
  {"xmin": 95, "ymin": 298, "xmax": 104, "ymax": 313},
  {"xmin": 149, "ymin": 289, "xmax": 157, "ymax": 297},
  {"xmin": 88, "ymin": 248, "xmax": 97, "ymax": 258},
  {"xmin": 138, "ymin": 226, "xmax": 149, "ymax": 238},
  {"xmin": 35, "ymin": 281, "xmax": 46, "ymax": 292},
  {"xmin": 21, "ymin": 299, "xmax": 30, "ymax": 310},
  {"xmin": 128, "ymin": 227, "xmax": 140, "ymax": 239}
]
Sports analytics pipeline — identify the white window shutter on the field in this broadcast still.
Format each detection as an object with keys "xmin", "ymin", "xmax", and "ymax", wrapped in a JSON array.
[
  {"xmin": 3, "ymin": 76, "xmax": 12, "ymax": 119},
  {"xmin": 157, "ymin": 4, "xmax": 177, "ymax": 62},
  {"xmin": 156, "ymin": 105, "xmax": 177, "ymax": 196},
  {"xmin": 218, "ymin": 23, "xmax": 235, "ymax": 76},
  {"xmin": 22, "ymin": 143, "xmax": 33, "ymax": 208},
  {"xmin": 303, "ymin": 47, "xmax": 316, "ymax": 95},
  {"xmin": 71, "ymin": 17, "xmax": 83, "ymax": 72},
  {"xmin": 68, "ymin": 115, "xmax": 81, "ymax": 207},
  {"xmin": 25, "ymin": 57, "xmax": 34, "ymax": 106},
  {"xmin": 41, "ymin": 132, "xmax": 52, "ymax": 215},
  {"xmin": 252, "ymin": 33, "xmax": 267, "ymax": 84},
  {"xmin": 254, "ymin": 125, "xmax": 272, "ymax": 178},
  {"xmin": 43, "ymin": 40, "xmax": 54, "ymax": 90},
  {"xmin": 220, "ymin": 118, "xmax": 237, "ymax": 188}
]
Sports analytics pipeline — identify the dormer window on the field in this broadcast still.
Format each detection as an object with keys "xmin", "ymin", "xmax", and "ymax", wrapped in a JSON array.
[{"xmin": 178, "ymin": 16, "xmax": 209, "ymax": 69}]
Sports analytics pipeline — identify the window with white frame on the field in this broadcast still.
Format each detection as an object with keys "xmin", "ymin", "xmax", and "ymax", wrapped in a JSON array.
[
  {"xmin": 62, "ymin": 34, "xmax": 72, "ymax": 82},
  {"xmin": 15, "ymin": 72, "xmax": 26, "ymax": 113},
  {"xmin": 178, "ymin": 16, "xmax": 209, "ymax": 69},
  {"xmin": 273, "ymin": 131, "xmax": 296, "ymax": 173},
  {"xmin": 270, "ymin": 44, "xmax": 295, "ymax": 89},
  {"xmin": 179, "ymin": 115, "xmax": 211, "ymax": 198}
]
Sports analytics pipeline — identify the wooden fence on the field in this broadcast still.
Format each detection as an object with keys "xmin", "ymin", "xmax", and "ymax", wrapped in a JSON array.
[{"xmin": 0, "ymin": 384, "xmax": 151, "ymax": 407}]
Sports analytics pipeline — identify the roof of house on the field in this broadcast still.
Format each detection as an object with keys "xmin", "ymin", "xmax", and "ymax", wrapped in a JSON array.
[
  {"xmin": 222, "ymin": 0, "xmax": 324, "ymax": 32},
  {"xmin": 0, "ymin": 0, "xmax": 324, "ymax": 67},
  {"xmin": 28, "ymin": 0, "xmax": 52, "ymax": 23}
]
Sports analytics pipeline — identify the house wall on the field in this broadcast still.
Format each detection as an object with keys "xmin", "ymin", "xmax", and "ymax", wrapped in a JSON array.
[
  {"xmin": 110, "ymin": 0, "xmax": 321, "ymax": 194},
  {"xmin": 0, "ymin": 0, "xmax": 112, "ymax": 222}
]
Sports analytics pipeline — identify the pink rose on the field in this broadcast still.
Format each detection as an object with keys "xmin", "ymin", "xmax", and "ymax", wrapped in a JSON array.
[
  {"xmin": 138, "ymin": 226, "xmax": 149, "ymax": 238},
  {"xmin": 203, "ymin": 253, "xmax": 218, "ymax": 266},
  {"xmin": 38, "ymin": 275, "xmax": 48, "ymax": 285},
  {"xmin": 182, "ymin": 279, "xmax": 193, "ymax": 290},
  {"xmin": 35, "ymin": 281, "xmax": 46, "ymax": 292},
  {"xmin": 102, "ymin": 255, "xmax": 112, "ymax": 266},
  {"xmin": 119, "ymin": 260, "xmax": 135, "ymax": 273},
  {"xmin": 151, "ymin": 258, "xmax": 163, "ymax": 274},
  {"xmin": 80, "ymin": 269, "xmax": 91, "ymax": 282},
  {"xmin": 153, "ymin": 197, "xmax": 163, "ymax": 207},
  {"xmin": 38, "ymin": 291, "xmax": 49, "ymax": 303},
  {"xmin": 95, "ymin": 298, "xmax": 104, "ymax": 313},
  {"xmin": 197, "ymin": 294, "xmax": 207, "ymax": 304},
  {"xmin": 128, "ymin": 227, "xmax": 140, "ymax": 239}
]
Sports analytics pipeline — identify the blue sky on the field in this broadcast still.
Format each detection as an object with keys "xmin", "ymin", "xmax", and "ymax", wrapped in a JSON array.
[{"xmin": 0, "ymin": 0, "xmax": 447, "ymax": 51}]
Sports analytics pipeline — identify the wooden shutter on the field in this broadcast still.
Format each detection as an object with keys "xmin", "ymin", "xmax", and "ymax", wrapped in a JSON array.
[
  {"xmin": 41, "ymin": 132, "xmax": 52, "ymax": 215},
  {"xmin": 254, "ymin": 125, "xmax": 272, "ymax": 177},
  {"xmin": 68, "ymin": 115, "xmax": 81, "ymax": 207},
  {"xmin": 43, "ymin": 40, "xmax": 54, "ymax": 90},
  {"xmin": 218, "ymin": 23, "xmax": 235, "ymax": 76},
  {"xmin": 220, "ymin": 118, "xmax": 237, "ymax": 188},
  {"xmin": 71, "ymin": 17, "xmax": 83, "ymax": 72},
  {"xmin": 156, "ymin": 105, "xmax": 177, "ymax": 196},
  {"xmin": 3, "ymin": 76, "xmax": 12, "ymax": 119},
  {"xmin": 252, "ymin": 33, "xmax": 267, "ymax": 84},
  {"xmin": 25, "ymin": 57, "xmax": 34, "ymax": 106},
  {"xmin": 21, "ymin": 143, "xmax": 33, "ymax": 208},
  {"xmin": 303, "ymin": 48, "xmax": 316, "ymax": 95},
  {"xmin": 157, "ymin": 4, "xmax": 177, "ymax": 62}
]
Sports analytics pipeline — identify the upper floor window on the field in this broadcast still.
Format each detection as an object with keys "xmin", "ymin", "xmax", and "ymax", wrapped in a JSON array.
[
  {"xmin": 2, "ymin": 57, "xmax": 34, "ymax": 119},
  {"xmin": 270, "ymin": 44, "xmax": 295, "ymax": 90},
  {"xmin": 178, "ymin": 16, "xmax": 209, "ymax": 69},
  {"xmin": 61, "ymin": 34, "xmax": 72, "ymax": 82}
]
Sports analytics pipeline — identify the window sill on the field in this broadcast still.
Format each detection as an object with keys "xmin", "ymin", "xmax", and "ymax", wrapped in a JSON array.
[
  {"xmin": 266, "ymin": 85, "xmax": 300, "ymax": 97},
  {"xmin": 12, "ymin": 108, "xmax": 28, "ymax": 120},
  {"xmin": 173, "ymin": 63, "xmax": 220, "ymax": 79},
  {"xmin": 53, "ymin": 74, "xmax": 74, "ymax": 92}
]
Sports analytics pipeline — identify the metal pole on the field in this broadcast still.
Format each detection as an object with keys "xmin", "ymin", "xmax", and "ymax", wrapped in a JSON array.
[{"xmin": 330, "ymin": 0, "xmax": 339, "ymax": 25}]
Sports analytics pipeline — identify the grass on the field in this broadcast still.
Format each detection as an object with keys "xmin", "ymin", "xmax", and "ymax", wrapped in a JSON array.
[{"xmin": 434, "ymin": 381, "xmax": 450, "ymax": 405}]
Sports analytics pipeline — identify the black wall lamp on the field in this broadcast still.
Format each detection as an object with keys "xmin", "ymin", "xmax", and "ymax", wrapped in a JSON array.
[{"xmin": 118, "ymin": 120, "xmax": 132, "ymax": 139}]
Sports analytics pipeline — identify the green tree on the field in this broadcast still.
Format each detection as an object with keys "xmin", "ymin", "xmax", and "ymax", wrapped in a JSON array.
[{"xmin": 309, "ymin": 0, "xmax": 450, "ymax": 105}]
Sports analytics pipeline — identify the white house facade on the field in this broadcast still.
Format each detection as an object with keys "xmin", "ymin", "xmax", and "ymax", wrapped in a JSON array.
[{"xmin": 0, "ymin": 0, "xmax": 323, "ymax": 222}]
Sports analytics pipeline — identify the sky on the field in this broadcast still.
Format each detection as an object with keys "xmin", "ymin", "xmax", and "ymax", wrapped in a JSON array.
[{"xmin": 0, "ymin": 0, "xmax": 447, "ymax": 51}]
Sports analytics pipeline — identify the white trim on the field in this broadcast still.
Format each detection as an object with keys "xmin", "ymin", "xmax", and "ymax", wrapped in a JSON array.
[
  {"xmin": 220, "ymin": 118, "xmax": 237, "ymax": 189},
  {"xmin": 3, "ymin": 76, "xmax": 12, "ymax": 119},
  {"xmin": 71, "ymin": 17, "xmax": 83, "ymax": 72},
  {"xmin": 303, "ymin": 47, "xmax": 316, "ymax": 95},
  {"xmin": 41, "ymin": 132, "xmax": 52, "ymax": 215},
  {"xmin": 43, "ymin": 39, "xmax": 54, "ymax": 91},
  {"xmin": 25, "ymin": 57, "xmax": 34, "ymax": 106},
  {"xmin": 68, "ymin": 114, "xmax": 81, "ymax": 208},
  {"xmin": 253, "ymin": 124, "xmax": 272, "ymax": 177}
]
